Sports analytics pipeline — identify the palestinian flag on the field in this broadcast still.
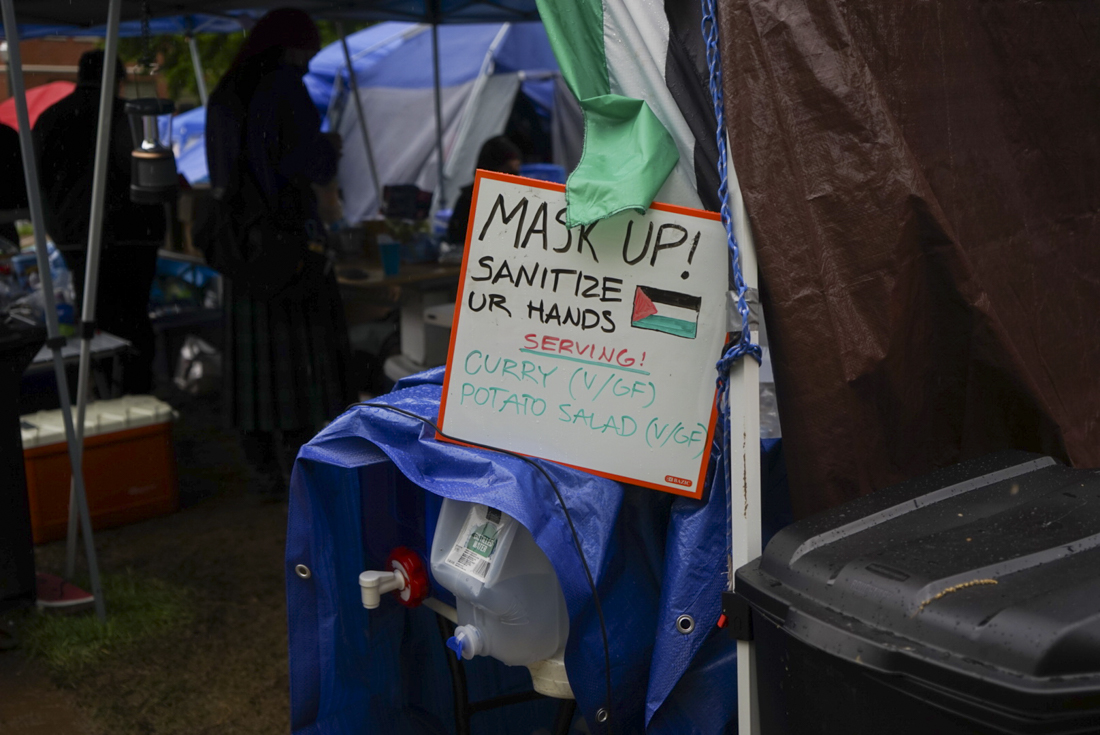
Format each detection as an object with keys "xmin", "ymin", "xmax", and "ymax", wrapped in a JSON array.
[
  {"xmin": 534, "ymin": 0, "xmax": 720, "ymax": 226},
  {"xmin": 632, "ymin": 285, "xmax": 702, "ymax": 339}
]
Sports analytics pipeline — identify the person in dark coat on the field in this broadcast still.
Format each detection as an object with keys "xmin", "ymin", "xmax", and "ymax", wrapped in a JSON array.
[
  {"xmin": 445, "ymin": 135, "xmax": 522, "ymax": 246},
  {"xmin": 34, "ymin": 51, "xmax": 166, "ymax": 394},
  {"xmin": 0, "ymin": 123, "xmax": 28, "ymax": 251},
  {"xmin": 205, "ymin": 8, "xmax": 350, "ymax": 501}
]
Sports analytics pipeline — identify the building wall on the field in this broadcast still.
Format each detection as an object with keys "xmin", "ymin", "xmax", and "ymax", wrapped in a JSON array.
[
  {"xmin": 1, "ymin": 38, "xmax": 168, "ymax": 102},
  {"xmin": 0, "ymin": 38, "xmax": 96, "ymax": 100}
]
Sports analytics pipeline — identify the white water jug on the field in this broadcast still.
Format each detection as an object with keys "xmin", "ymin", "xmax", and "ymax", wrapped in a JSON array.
[{"xmin": 429, "ymin": 498, "xmax": 572, "ymax": 697}]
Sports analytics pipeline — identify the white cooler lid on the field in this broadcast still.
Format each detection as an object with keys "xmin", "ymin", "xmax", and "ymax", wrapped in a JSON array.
[{"xmin": 21, "ymin": 395, "xmax": 178, "ymax": 449}]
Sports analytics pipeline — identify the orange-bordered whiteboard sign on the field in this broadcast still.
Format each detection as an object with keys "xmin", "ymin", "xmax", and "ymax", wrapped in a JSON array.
[{"xmin": 438, "ymin": 171, "xmax": 727, "ymax": 499}]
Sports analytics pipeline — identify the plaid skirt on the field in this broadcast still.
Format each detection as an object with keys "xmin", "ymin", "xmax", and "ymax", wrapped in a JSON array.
[{"xmin": 223, "ymin": 271, "xmax": 351, "ymax": 433}]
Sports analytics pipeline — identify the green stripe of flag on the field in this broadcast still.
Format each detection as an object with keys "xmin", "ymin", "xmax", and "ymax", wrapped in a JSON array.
[
  {"xmin": 633, "ymin": 314, "xmax": 699, "ymax": 340},
  {"xmin": 535, "ymin": 0, "xmax": 680, "ymax": 228}
]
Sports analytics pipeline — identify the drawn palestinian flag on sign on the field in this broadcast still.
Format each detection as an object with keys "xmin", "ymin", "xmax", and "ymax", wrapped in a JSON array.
[
  {"xmin": 632, "ymin": 286, "xmax": 702, "ymax": 339},
  {"xmin": 533, "ymin": 0, "xmax": 720, "ymax": 226}
]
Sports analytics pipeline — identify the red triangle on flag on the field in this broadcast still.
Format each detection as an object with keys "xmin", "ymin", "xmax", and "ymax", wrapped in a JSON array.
[{"xmin": 632, "ymin": 286, "xmax": 659, "ymax": 322}]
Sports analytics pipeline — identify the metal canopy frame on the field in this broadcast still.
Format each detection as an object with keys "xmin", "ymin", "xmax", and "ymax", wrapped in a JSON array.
[
  {"xmin": 1, "ymin": 1, "xmax": 540, "ymax": 27},
  {"xmin": 0, "ymin": 0, "xmax": 116, "ymax": 622}
]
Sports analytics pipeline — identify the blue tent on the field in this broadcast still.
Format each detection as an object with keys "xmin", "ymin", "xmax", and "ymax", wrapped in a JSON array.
[
  {"xmin": 165, "ymin": 105, "xmax": 209, "ymax": 185},
  {"xmin": 305, "ymin": 20, "xmax": 578, "ymax": 221},
  {"xmin": 162, "ymin": 22, "xmax": 580, "ymax": 217}
]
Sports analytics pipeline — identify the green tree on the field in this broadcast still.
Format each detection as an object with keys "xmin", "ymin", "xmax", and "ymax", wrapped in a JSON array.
[{"xmin": 118, "ymin": 21, "xmax": 371, "ymax": 107}]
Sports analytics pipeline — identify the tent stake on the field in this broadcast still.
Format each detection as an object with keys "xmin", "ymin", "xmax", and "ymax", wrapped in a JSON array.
[{"xmin": 1, "ymin": 0, "xmax": 112, "ymax": 622}]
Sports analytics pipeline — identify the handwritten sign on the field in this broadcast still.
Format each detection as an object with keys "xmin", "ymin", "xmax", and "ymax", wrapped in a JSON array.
[{"xmin": 438, "ymin": 172, "xmax": 728, "ymax": 498}]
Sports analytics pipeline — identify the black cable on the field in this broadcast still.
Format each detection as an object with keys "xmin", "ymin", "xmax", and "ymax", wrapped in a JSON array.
[
  {"xmin": 352, "ymin": 400, "xmax": 615, "ymax": 730},
  {"xmin": 436, "ymin": 614, "xmax": 471, "ymax": 735}
]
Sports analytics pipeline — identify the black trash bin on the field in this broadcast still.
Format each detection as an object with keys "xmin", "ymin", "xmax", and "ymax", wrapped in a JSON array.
[
  {"xmin": 733, "ymin": 451, "xmax": 1100, "ymax": 735},
  {"xmin": 0, "ymin": 318, "xmax": 46, "ymax": 613}
]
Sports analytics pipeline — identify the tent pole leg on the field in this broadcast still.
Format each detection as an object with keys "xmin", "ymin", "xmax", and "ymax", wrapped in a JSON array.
[
  {"xmin": 69, "ymin": 0, "xmax": 124, "ymax": 620},
  {"xmin": 0, "ymin": 0, "xmax": 112, "ymax": 621},
  {"xmin": 431, "ymin": 21, "xmax": 446, "ymax": 208},
  {"xmin": 187, "ymin": 35, "xmax": 209, "ymax": 107},
  {"xmin": 726, "ymin": 147, "xmax": 761, "ymax": 735},
  {"xmin": 336, "ymin": 22, "xmax": 382, "ymax": 206}
]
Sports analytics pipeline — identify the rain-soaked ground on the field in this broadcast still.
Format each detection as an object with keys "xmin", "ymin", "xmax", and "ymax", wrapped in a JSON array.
[{"xmin": 2, "ymin": 385, "xmax": 292, "ymax": 735}]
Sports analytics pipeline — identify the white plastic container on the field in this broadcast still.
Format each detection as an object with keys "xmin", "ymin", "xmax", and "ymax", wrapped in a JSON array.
[{"xmin": 430, "ymin": 499, "xmax": 570, "ymax": 672}]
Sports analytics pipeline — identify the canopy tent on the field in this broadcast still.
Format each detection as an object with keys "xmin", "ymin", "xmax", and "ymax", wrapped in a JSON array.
[
  {"xmin": 0, "ymin": 0, "xmax": 549, "ymax": 626},
  {"xmin": 0, "ymin": 1, "xmax": 539, "ymax": 26},
  {"xmin": 0, "ymin": 11, "xmax": 257, "ymax": 38},
  {"xmin": 306, "ymin": 20, "xmax": 578, "ymax": 222}
]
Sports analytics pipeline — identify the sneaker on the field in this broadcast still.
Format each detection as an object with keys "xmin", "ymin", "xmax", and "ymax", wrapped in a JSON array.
[{"xmin": 35, "ymin": 573, "xmax": 94, "ymax": 612}]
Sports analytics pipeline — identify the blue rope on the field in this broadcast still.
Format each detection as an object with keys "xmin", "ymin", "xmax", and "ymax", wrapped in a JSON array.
[
  {"xmin": 702, "ymin": 0, "xmax": 761, "ymax": 575},
  {"xmin": 702, "ymin": 0, "xmax": 761, "ymax": 388}
]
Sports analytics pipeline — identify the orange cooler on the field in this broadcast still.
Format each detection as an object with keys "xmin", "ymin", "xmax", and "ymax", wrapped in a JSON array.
[{"xmin": 21, "ymin": 396, "xmax": 179, "ymax": 544}]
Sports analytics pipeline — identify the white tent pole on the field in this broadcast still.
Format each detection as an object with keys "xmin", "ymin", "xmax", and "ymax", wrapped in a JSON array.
[
  {"xmin": 61, "ymin": 0, "xmax": 123, "ymax": 620},
  {"xmin": 430, "ymin": 22, "xmax": 446, "ymax": 208},
  {"xmin": 186, "ymin": 35, "xmax": 209, "ymax": 107},
  {"xmin": 336, "ymin": 21, "xmax": 382, "ymax": 204},
  {"xmin": 1, "ymin": 0, "xmax": 108, "ymax": 621},
  {"xmin": 727, "ymin": 147, "xmax": 761, "ymax": 735},
  {"xmin": 437, "ymin": 23, "xmax": 510, "ymax": 212}
]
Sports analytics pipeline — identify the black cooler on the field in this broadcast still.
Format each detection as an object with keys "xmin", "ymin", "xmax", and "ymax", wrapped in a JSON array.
[{"xmin": 733, "ymin": 451, "xmax": 1100, "ymax": 734}]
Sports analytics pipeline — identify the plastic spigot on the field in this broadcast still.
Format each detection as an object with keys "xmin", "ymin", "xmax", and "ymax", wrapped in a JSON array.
[
  {"xmin": 447, "ymin": 625, "xmax": 483, "ymax": 660},
  {"xmin": 358, "ymin": 547, "xmax": 431, "ymax": 611},
  {"xmin": 358, "ymin": 569, "xmax": 406, "ymax": 609}
]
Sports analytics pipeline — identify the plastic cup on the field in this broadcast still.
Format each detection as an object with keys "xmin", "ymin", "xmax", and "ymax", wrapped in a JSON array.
[{"xmin": 379, "ymin": 241, "xmax": 401, "ymax": 277}]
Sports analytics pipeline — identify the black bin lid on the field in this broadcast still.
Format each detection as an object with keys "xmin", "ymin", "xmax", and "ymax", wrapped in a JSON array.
[{"xmin": 736, "ymin": 451, "xmax": 1100, "ymax": 711}]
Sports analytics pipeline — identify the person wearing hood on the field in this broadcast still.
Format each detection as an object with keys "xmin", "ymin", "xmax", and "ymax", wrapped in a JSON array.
[{"xmin": 205, "ymin": 8, "xmax": 350, "ymax": 502}]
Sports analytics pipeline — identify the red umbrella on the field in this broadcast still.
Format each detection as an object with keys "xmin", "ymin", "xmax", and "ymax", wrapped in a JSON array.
[{"xmin": 0, "ymin": 81, "xmax": 76, "ymax": 131}]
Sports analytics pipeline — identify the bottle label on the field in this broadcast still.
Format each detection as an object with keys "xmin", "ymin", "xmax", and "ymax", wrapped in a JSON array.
[{"xmin": 444, "ymin": 504, "xmax": 510, "ymax": 583}]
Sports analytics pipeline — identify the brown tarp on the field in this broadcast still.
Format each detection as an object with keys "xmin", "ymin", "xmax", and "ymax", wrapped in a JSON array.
[{"xmin": 717, "ymin": 0, "xmax": 1100, "ymax": 517}]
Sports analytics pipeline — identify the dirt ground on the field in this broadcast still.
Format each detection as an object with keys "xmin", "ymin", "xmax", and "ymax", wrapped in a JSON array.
[{"xmin": 3, "ymin": 387, "xmax": 294, "ymax": 735}]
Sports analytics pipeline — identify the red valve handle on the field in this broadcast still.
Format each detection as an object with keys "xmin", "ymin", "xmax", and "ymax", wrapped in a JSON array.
[{"xmin": 387, "ymin": 547, "xmax": 430, "ymax": 608}]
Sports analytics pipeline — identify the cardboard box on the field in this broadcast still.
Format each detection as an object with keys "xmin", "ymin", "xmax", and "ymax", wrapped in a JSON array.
[{"xmin": 21, "ymin": 396, "xmax": 179, "ymax": 544}]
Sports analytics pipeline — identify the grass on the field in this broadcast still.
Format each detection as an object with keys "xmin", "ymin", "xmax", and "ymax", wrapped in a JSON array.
[
  {"xmin": 14, "ymin": 389, "xmax": 293, "ymax": 734},
  {"xmin": 20, "ymin": 569, "xmax": 195, "ymax": 687}
]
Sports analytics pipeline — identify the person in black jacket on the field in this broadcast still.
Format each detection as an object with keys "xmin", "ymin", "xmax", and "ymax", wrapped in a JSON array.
[
  {"xmin": 446, "ymin": 136, "xmax": 522, "ymax": 246},
  {"xmin": 34, "ymin": 50, "xmax": 166, "ymax": 394},
  {"xmin": 0, "ymin": 123, "xmax": 28, "ymax": 252},
  {"xmin": 205, "ymin": 8, "xmax": 350, "ymax": 501}
]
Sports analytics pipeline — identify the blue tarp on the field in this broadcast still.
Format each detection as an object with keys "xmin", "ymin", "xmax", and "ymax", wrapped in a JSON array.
[
  {"xmin": 157, "ymin": 105, "xmax": 208, "ymax": 186},
  {"xmin": 286, "ymin": 367, "xmax": 791, "ymax": 733}
]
